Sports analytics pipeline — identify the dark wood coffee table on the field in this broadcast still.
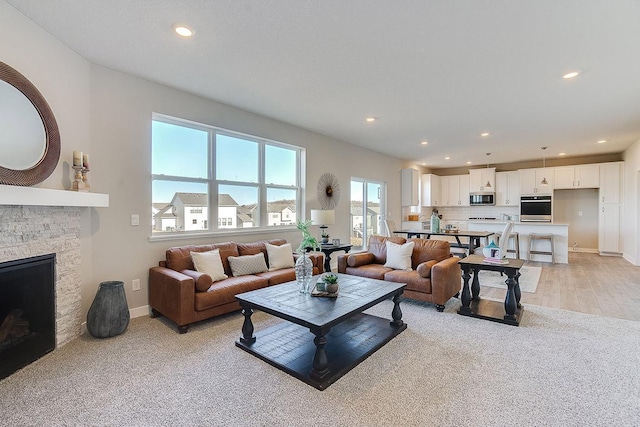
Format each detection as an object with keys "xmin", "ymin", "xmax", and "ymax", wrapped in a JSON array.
[{"xmin": 235, "ymin": 273, "xmax": 406, "ymax": 390}]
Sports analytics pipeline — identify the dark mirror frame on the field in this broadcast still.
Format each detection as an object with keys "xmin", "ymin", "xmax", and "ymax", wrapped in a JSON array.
[{"xmin": 0, "ymin": 62, "xmax": 60, "ymax": 186}]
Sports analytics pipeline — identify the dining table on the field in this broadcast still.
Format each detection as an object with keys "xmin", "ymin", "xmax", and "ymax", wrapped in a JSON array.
[{"xmin": 393, "ymin": 229, "xmax": 495, "ymax": 255}]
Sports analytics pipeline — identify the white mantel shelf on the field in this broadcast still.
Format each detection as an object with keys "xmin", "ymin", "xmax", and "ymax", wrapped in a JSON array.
[{"xmin": 0, "ymin": 184, "xmax": 109, "ymax": 207}]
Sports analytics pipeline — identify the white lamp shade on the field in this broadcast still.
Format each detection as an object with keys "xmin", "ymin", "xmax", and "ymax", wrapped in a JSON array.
[{"xmin": 310, "ymin": 209, "xmax": 335, "ymax": 225}]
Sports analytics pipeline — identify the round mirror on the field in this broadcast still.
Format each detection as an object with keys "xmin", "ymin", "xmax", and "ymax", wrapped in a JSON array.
[{"xmin": 0, "ymin": 62, "xmax": 60, "ymax": 186}]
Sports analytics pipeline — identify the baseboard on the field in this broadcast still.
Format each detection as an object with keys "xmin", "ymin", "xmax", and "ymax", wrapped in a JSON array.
[
  {"xmin": 569, "ymin": 247, "xmax": 599, "ymax": 254},
  {"xmin": 130, "ymin": 305, "xmax": 150, "ymax": 319}
]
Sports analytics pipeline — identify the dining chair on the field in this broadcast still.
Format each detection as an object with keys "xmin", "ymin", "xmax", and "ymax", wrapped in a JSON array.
[{"xmin": 384, "ymin": 219, "xmax": 397, "ymax": 237}]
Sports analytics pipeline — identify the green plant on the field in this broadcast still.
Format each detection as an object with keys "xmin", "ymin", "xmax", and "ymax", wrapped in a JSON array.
[
  {"xmin": 296, "ymin": 219, "xmax": 320, "ymax": 253},
  {"xmin": 323, "ymin": 273, "xmax": 338, "ymax": 284}
]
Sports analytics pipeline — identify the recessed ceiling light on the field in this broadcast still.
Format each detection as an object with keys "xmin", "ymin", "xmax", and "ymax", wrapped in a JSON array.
[
  {"xmin": 563, "ymin": 71, "xmax": 580, "ymax": 79},
  {"xmin": 597, "ymin": 140, "xmax": 606, "ymax": 144},
  {"xmin": 421, "ymin": 162, "xmax": 426, "ymax": 166},
  {"xmin": 365, "ymin": 117, "xmax": 376, "ymax": 123},
  {"xmin": 420, "ymin": 141, "xmax": 428, "ymax": 145},
  {"xmin": 174, "ymin": 25, "xmax": 194, "ymax": 37},
  {"xmin": 444, "ymin": 156, "xmax": 450, "ymax": 160},
  {"xmin": 466, "ymin": 161, "xmax": 472, "ymax": 164},
  {"xmin": 559, "ymin": 152, "xmax": 566, "ymax": 156},
  {"xmin": 480, "ymin": 133, "xmax": 489, "ymax": 137}
]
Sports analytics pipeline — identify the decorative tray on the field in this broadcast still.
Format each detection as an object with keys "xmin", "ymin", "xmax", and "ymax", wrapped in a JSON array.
[
  {"xmin": 311, "ymin": 283, "xmax": 339, "ymax": 298},
  {"xmin": 444, "ymin": 229, "xmax": 459, "ymax": 233}
]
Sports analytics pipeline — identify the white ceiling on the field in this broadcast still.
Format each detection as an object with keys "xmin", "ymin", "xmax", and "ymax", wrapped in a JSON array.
[{"xmin": 7, "ymin": 0, "xmax": 640, "ymax": 168}]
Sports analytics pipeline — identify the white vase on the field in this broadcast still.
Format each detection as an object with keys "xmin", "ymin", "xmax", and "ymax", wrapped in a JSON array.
[{"xmin": 295, "ymin": 253, "xmax": 313, "ymax": 293}]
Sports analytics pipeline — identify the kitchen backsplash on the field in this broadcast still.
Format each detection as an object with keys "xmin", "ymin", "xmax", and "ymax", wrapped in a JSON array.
[{"xmin": 401, "ymin": 205, "xmax": 520, "ymax": 222}]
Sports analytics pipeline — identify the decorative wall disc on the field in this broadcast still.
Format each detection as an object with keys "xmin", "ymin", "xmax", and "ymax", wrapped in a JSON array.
[{"xmin": 317, "ymin": 172, "xmax": 340, "ymax": 209}]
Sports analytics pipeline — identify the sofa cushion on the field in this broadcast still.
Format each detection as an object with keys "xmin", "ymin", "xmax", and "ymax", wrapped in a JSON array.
[
  {"xmin": 344, "ymin": 264, "xmax": 393, "ymax": 280},
  {"xmin": 384, "ymin": 270, "xmax": 432, "ymax": 294},
  {"xmin": 196, "ymin": 275, "xmax": 268, "ymax": 311},
  {"xmin": 409, "ymin": 238, "xmax": 451, "ymax": 269},
  {"xmin": 384, "ymin": 241, "xmax": 415, "ymax": 271},
  {"xmin": 166, "ymin": 242, "xmax": 239, "ymax": 277},
  {"xmin": 368, "ymin": 235, "xmax": 407, "ymax": 264},
  {"xmin": 347, "ymin": 252, "xmax": 375, "ymax": 267},
  {"xmin": 228, "ymin": 253, "xmax": 269, "ymax": 277},
  {"xmin": 256, "ymin": 268, "xmax": 296, "ymax": 286},
  {"xmin": 190, "ymin": 250, "xmax": 228, "ymax": 283},
  {"xmin": 265, "ymin": 242, "xmax": 295, "ymax": 271}
]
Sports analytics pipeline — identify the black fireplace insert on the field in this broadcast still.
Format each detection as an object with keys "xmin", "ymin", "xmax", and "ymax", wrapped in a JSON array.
[{"xmin": 0, "ymin": 254, "xmax": 56, "ymax": 380}]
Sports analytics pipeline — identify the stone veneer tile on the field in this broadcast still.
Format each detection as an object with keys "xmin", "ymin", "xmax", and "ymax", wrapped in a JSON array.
[{"xmin": 0, "ymin": 205, "xmax": 82, "ymax": 347}]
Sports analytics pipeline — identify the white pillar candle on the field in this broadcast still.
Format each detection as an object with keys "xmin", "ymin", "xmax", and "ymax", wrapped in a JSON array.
[
  {"xmin": 73, "ymin": 151, "xmax": 83, "ymax": 167},
  {"xmin": 82, "ymin": 153, "xmax": 89, "ymax": 169}
]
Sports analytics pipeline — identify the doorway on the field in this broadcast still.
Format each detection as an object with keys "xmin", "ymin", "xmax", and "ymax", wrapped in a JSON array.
[{"xmin": 350, "ymin": 178, "xmax": 386, "ymax": 250}]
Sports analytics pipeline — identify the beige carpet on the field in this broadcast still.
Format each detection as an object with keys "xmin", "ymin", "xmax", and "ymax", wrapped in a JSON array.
[
  {"xmin": 476, "ymin": 265, "xmax": 541, "ymax": 293},
  {"xmin": 0, "ymin": 299, "xmax": 638, "ymax": 426}
]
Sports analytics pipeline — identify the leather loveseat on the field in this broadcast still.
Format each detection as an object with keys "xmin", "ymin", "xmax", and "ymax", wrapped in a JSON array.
[
  {"xmin": 149, "ymin": 239, "xmax": 324, "ymax": 333},
  {"xmin": 337, "ymin": 235, "xmax": 461, "ymax": 311}
]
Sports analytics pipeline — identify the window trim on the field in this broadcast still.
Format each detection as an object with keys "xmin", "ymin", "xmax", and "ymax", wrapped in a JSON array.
[{"xmin": 151, "ymin": 113, "xmax": 304, "ymax": 240}]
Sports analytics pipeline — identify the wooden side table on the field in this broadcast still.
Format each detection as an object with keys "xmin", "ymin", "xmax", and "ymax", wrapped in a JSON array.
[
  {"xmin": 457, "ymin": 254, "xmax": 525, "ymax": 326},
  {"xmin": 307, "ymin": 244, "xmax": 353, "ymax": 272}
]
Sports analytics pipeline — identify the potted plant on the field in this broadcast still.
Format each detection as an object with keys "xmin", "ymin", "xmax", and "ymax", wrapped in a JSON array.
[
  {"xmin": 296, "ymin": 220, "xmax": 320, "ymax": 293},
  {"xmin": 322, "ymin": 273, "xmax": 339, "ymax": 294},
  {"xmin": 321, "ymin": 230, "xmax": 330, "ymax": 244}
]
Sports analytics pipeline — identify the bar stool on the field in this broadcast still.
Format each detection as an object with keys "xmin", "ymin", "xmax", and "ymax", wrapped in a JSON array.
[
  {"xmin": 495, "ymin": 231, "xmax": 520, "ymax": 259},
  {"xmin": 528, "ymin": 233, "xmax": 554, "ymax": 263}
]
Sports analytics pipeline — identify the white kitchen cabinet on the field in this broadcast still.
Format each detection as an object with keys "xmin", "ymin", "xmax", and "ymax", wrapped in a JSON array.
[
  {"xmin": 401, "ymin": 168, "xmax": 419, "ymax": 206},
  {"xmin": 421, "ymin": 174, "xmax": 440, "ymax": 206},
  {"xmin": 519, "ymin": 168, "xmax": 554, "ymax": 195},
  {"xmin": 469, "ymin": 168, "xmax": 496, "ymax": 193},
  {"xmin": 554, "ymin": 165, "xmax": 600, "ymax": 189},
  {"xmin": 599, "ymin": 162, "xmax": 623, "ymax": 204},
  {"xmin": 441, "ymin": 174, "xmax": 469, "ymax": 206},
  {"xmin": 598, "ymin": 162, "xmax": 623, "ymax": 254},
  {"xmin": 495, "ymin": 171, "xmax": 520, "ymax": 206},
  {"xmin": 599, "ymin": 204, "xmax": 622, "ymax": 254}
]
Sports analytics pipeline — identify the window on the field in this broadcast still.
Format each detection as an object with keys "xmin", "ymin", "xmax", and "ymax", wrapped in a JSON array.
[
  {"xmin": 350, "ymin": 178, "xmax": 386, "ymax": 249},
  {"xmin": 152, "ymin": 115, "xmax": 303, "ymax": 235}
]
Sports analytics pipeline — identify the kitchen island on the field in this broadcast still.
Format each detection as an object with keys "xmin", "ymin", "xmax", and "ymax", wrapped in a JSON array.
[{"xmin": 468, "ymin": 220, "xmax": 569, "ymax": 264}]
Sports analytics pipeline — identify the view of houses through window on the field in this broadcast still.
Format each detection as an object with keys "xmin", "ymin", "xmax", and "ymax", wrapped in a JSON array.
[
  {"xmin": 350, "ymin": 178, "xmax": 386, "ymax": 249},
  {"xmin": 151, "ymin": 115, "xmax": 302, "ymax": 233}
]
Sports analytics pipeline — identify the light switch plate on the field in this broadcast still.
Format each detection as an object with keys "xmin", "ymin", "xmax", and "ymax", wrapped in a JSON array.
[{"xmin": 131, "ymin": 214, "xmax": 140, "ymax": 226}]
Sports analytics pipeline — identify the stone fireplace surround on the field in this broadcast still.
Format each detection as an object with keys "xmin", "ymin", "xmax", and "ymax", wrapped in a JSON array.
[
  {"xmin": 0, "ymin": 205, "xmax": 82, "ymax": 347},
  {"xmin": 0, "ymin": 184, "xmax": 108, "ymax": 349}
]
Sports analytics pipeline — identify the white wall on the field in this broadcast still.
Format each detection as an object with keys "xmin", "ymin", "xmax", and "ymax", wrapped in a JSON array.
[
  {"xmin": 622, "ymin": 137, "xmax": 640, "ymax": 265},
  {"xmin": 0, "ymin": 1, "xmax": 96, "ymax": 313}
]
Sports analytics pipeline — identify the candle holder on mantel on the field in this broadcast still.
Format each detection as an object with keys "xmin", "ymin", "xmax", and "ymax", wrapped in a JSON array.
[
  {"xmin": 81, "ymin": 168, "xmax": 91, "ymax": 192},
  {"xmin": 72, "ymin": 165, "xmax": 87, "ymax": 192}
]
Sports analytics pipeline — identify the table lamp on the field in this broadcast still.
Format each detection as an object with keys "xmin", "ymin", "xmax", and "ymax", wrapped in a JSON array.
[{"xmin": 310, "ymin": 209, "xmax": 335, "ymax": 242}]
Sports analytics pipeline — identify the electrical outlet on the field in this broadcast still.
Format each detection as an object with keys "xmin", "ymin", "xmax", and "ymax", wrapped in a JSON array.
[
  {"xmin": 131, "ymin": 214, "xmax": 140, "ymax": 226},
  {"xmin": 132, "ymin": 279, "xmax": 140, "ymax": 291},
  {"xmin": 578, "ymin": 211, "xmax": 583, "ymax": 217}
]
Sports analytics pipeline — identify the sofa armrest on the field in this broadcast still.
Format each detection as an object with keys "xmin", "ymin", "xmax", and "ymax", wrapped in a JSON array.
[
  {"xmin": 416, "ymin": 260, "xmax": 438, "ymax": 278},
  {"xmin": 430, "ymin": 256, "xmax": 462, "ymax": 305},
  {"xmin": 180, "ymin": 269, "xmax": 213, "ymax": 292},
  {"xmin": 149, "ymin": 267, "xmax": 196, "ymax": 327}
]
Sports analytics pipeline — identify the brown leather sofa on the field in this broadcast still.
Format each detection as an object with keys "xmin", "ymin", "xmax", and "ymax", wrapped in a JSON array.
[
  {"xmin": 337, "ymin": 236, "xmax": 461, "ymax": 311},
  {"xmin": 149, "ymin": 239, "xmax": 324, "ymax": 333}
]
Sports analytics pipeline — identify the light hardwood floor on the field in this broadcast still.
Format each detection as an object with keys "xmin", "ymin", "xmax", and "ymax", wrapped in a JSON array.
[{"xmin": 478, "ymin": 252, "xmax": 640, "ymax": 321}]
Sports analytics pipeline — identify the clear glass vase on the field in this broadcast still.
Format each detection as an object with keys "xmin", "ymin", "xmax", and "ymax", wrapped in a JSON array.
[{"xmin": 295, "ymin": 253, "xmax": 313, "ymax": 293}]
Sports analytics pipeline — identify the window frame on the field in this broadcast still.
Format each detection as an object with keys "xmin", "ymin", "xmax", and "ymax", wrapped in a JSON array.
[{"xmin": 151, "ymin": 113, "xmax": 304, "ymax": 241}]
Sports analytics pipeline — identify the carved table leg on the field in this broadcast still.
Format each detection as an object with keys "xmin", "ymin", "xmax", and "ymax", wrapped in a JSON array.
[
  {"xmin": 503, "ymin": 268, "xmax": 518, "ymax": 321},
  {"xmin": 391, "ymin": 292, "xmax": 404, "ymax": 327},
  {"xmin": 471, "ymin": 268, "xmax": 481, "ymax": 300},
  {"xmin": 239, "ymin": 304, "xmax": 256, "ymax": 344},
  {"xmin": 514, "ymin": 270, "xmax": 522, "ymax": 308},
  {"xmin": 459, "ymin": 265, "xmax": 472, "ymax": 314},
  {"xmin": 310, "ymin": 330, "xmax": 330, "ymax": 381}
]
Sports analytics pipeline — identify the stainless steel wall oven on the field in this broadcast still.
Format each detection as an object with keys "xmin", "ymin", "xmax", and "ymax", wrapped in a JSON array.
[{"xmin": 520, "ymin": 195, "xmax": 552, "ymax": 222}]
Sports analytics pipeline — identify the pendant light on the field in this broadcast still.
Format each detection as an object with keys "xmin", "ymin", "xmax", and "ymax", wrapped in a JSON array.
[
  {"xmin": 484, "ymin": 153, "xmax": 492, "ymax": 189},
  {"xmin": 540, "ymin": 146, "xmax": 549, "ymax": 186}
]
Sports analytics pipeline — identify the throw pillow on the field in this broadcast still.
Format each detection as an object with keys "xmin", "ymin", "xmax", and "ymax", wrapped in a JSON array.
[
  {"xmin": 228, "ymin": 252, "xmax": 268, "ymax": 277},
  {"xmin": 190, "ymin": 250, "xmax": 228, "ymax": 282},
  {"xmin": 265, "ymin": 242, "xmax": 295, "ymax": 271},
  {"xmin": 384, "ymin": 241, "xmax": 415, "ymax": 271}
]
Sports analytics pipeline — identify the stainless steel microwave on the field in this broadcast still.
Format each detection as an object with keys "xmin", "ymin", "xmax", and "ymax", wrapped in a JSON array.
[{"xmin": 469, "ymin": 192, "xmax": 495, "ymax": 206}]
